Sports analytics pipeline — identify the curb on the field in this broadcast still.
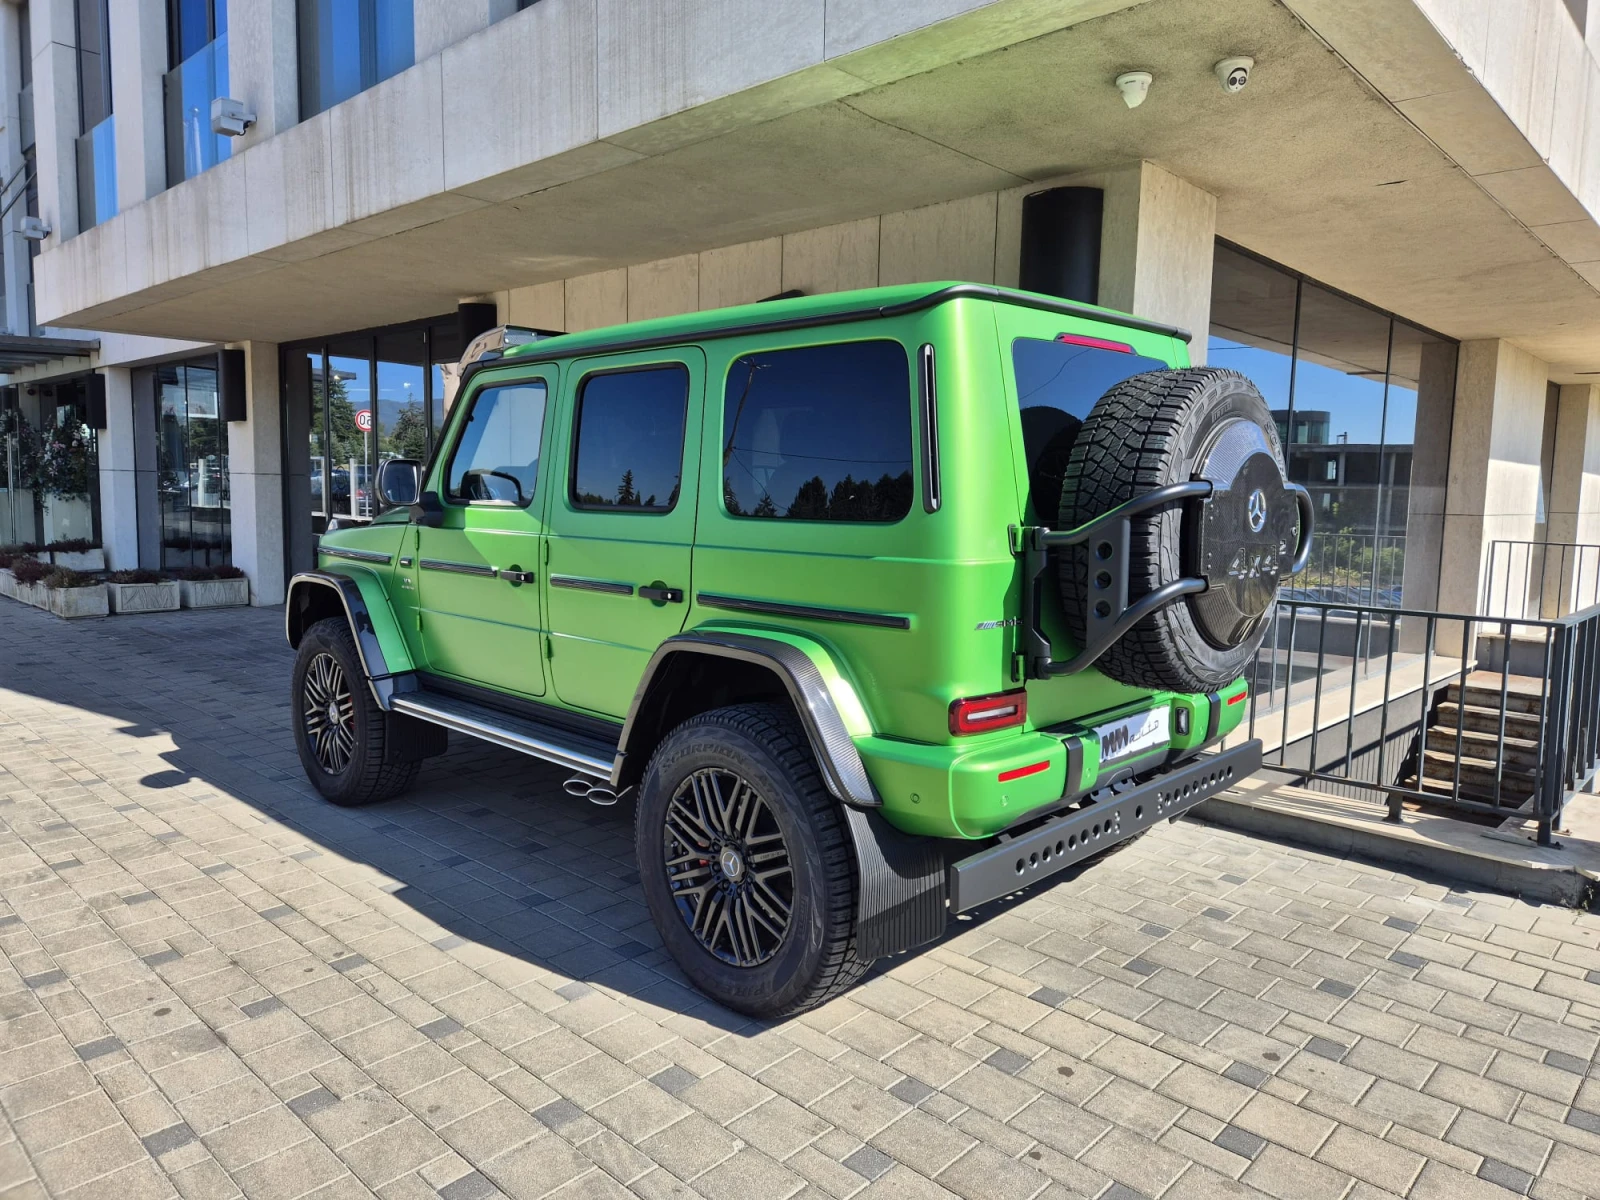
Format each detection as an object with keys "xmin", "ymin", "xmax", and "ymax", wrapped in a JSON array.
[{"xmin": 1193, "ymin": 791, "xmax": 1597, "ymax": 908}]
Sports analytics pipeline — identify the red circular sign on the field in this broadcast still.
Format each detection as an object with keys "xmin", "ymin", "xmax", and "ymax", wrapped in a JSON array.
[{"xmin": 354, "ymin": 409, "xmax": 373, "ymax": 432}]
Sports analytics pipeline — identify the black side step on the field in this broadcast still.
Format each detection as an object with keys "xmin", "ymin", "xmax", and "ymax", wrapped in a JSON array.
[{"xmin": 390, "ymin": 691, "xmax": 617, "ymax": 779}]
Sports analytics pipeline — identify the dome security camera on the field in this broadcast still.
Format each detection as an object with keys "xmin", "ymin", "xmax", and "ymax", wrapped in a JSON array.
[
  {"xmin": 1116, "ymin": 71, "xmax": 1153, "ymax": 109},
  {"xmin": 1215, "ymin": 56, "xmax": 1254, "ymax": 94}
]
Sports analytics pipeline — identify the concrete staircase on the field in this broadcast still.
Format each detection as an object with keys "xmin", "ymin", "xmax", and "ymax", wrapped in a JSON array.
[{"xmin": 1407, "ymin": 671, "xmax": 1546, "ymax": 809}]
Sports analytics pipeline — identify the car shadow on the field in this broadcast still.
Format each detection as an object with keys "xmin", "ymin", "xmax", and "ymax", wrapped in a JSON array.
[{"xmin": 0, "ymin": 600, "xmax": 1119, "ymax": 1033}]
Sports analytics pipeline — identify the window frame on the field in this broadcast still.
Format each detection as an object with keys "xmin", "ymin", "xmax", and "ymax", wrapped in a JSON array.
[
  {"xmin": 440, "ymin": 376, "xmax": 551, "ymax": 510},
  {"xmin": 718, "ymin": 337, "xmax": 917, "ymax": 527},
  {"xmin": 567, "ymin": 362, "xmax": 691, "ymax": 516}
]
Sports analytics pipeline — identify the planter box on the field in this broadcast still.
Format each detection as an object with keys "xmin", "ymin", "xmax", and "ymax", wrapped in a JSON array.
[
  {"xmin": 0, "ymin": 569, "xmax": 14, "ymax": 600},
  {"xmin": 179, "ymin": 577, "xmax": 249, "ymax": 609},
  {"xmin": 48, "ymin": 584, "xmax": 108, "ymax": 619},
  {"xmin": 109, "ymin": 580, "xmax": 180, "ymax": 614},
  {"xmin": 14, "ymin": 581, "xmax": 45, "ymax": 609},
  {"xmin": 50, "ymin": 548, "xmax": 105, "ymax": 571}
]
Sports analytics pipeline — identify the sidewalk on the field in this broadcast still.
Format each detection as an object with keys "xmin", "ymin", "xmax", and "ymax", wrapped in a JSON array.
[{"xmin": 1, "ymin": 601, "xmax": 1599, "ymax": 1200}]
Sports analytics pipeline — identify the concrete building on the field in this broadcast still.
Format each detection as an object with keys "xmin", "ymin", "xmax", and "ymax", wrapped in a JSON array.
[{"xmin": 0, "ymin": 0, "xmax": 1598, "ymax": 622}]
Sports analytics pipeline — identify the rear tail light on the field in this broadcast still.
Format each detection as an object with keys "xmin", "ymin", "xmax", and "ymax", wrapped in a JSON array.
[
  {"xmin": 1227, "ymin": 689, "xmax": 1248, "ymax": 706},
  {"xmin": 949, "ymin": 689, "xmax": 1028, "ymax": 736}
]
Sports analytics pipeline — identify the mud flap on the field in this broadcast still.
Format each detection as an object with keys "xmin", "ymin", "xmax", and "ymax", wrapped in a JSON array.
[{"xmin": 840, "ymin": 807, "xmax": 948, "ymax": 960}]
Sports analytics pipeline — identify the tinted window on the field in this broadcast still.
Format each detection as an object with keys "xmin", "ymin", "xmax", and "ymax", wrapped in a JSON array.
[
  {"xmin": 723, "ymin": 341, "xmax": 912, "ymax": 523},
  {"xmin": 447, "ymin": 382, "xmax": 546, "ymax": 505},
  {"xmin": 1012, "ymin": 337, "xmax": 1165, "ymax": 522},
  {"xmin": 571, "ymin": 366, "xmax": 689, "ymax": 512}
]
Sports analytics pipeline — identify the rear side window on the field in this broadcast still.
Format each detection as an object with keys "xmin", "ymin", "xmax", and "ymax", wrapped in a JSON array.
[
  {"xmin": 571, "ymin": 365, "xmax": 689, "ymax": 511},
  {"xmin": 446, "ymin": 382, "xmax": 547, "ymax": 506},
  {"xmin": 1013, "ymin": 336, "xmax": 1166, "ymax": 523},
  {"xmin": 722, "ymin": 340, "xmax": 912, "ymax": 523}
]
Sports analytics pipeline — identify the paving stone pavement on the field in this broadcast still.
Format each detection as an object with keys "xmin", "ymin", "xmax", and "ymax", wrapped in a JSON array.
[{"xmin": 1, "ymin": 601, "xmax": 1599, "ymax": 1200}]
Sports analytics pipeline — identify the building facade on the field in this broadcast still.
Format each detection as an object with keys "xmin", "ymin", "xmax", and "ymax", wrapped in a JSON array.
[{"xmin": 0, "ymin": 0, "xmax": 1598, "ymax": 623}]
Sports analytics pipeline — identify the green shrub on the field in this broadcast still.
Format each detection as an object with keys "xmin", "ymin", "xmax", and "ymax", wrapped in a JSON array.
[
  {"xmin": 11, "ymin": 558, "xmax": 50, "ymax": 585},
  {"xmin": 212, "ymin": 565, "xmax": 245, "ymax": 579},
  {"xmin": 108, "ymin": 569, "xmax": 166, "ymax": 584},
  {"xmin": 45, "ymin": 538, "xmax": 96, "ymax": 553},
  {"xmin": 42, "ymin": 567, "xmax": 95, "ymax": 589}
]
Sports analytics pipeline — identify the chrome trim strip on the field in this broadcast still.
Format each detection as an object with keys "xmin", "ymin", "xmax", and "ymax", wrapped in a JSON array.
[
  {"xmin": 696, "ymin": 592, "xmax": 910, "ymax": 631},
  {"xmin": 320, "ymin": 546, "xmax": 393, "ymax": 565},
  {"xmin": 390, "ymin": 694, "xmax": 614, "ymax": 778},
  {"xmin": 550, "ymin": 575, "xmax": 634, "ymax": 597},
  {"xmin": 420, "ymin": 558, "xmax": 497, "ymax": 578}
]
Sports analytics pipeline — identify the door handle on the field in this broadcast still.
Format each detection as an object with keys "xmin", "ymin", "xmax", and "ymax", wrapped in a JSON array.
[
  {"xmin": 502, "ymin": 569, "xmax": 536, "ymax": 586},
  {"xmin": 639, "ymin": 585, "xmax": 684, "ymax": 604}
]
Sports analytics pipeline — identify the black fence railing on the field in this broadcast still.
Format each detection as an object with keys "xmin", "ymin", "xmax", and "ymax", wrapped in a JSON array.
[
  {"xmin": 1483, "ymin": 540, "xmax": 1600, "ymax": 621},
  {"xmin": 1240, "ymin": 598, "xmax": 1600, "ymax": 845}
]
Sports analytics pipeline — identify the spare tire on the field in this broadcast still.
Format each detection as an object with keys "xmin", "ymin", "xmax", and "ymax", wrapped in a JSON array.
[{"xmin": 1058, "ymin": 367, "xmax": 1304, "ymax": 694}]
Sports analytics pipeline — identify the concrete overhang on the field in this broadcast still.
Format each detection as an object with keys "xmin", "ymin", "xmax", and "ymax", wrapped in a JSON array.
[{"xmin": 33, "ymin": 0, "xmax": 1600, "ymax": 380}]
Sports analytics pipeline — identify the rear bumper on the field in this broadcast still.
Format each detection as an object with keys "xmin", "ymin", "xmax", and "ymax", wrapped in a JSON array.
[{"xmin": 947, "ymin": 739, "xmax": 1262, "ymax": 913}]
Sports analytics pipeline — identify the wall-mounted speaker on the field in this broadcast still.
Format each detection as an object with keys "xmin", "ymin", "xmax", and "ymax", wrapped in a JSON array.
[
  {"xmin": 1019, "ymin": 187, "xmax": 1104, "ymax": 305},
  {"xmin": 458, "ymin": 302, "xmax": 498, "ymax": 348},
  {"xmin": 84, "ymin": 373, "xmax": 107, "ymax": 429},
  {"xmin": 220, "ymin": 348, "xmax": 247, "ymax": 422}
]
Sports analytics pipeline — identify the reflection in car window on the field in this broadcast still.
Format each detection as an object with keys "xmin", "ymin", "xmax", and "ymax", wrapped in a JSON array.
[
  {"xmin": 571, "ymin": 366, "xmax": 689, "ymax": 512},
  {"xmin": 722, "ymin": 340, "xmax": 912, "ymax": 523},
  {"xmin": 447, "ymin": 382, "xmax": 547, "ymax": 506}
]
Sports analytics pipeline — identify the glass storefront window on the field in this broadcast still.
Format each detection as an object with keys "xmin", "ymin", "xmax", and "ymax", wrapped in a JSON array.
[
  {"xmin": 327, "ymin": 341, "xmax": 372, "ymax": 522},
  {"xmin": 297, "ymin": 0, "xmax": 415, "ymax": 120},
  {"xmin": 286, "ymin": 316, "xmax": 462, "ymax": 570},
  {"xmin": 156, "ymin": 360, "xmax": 229, "ymax": 569},
  {"xmin": 1208, "ymin": 242, "xmax": 1457, "ymax": 608}
]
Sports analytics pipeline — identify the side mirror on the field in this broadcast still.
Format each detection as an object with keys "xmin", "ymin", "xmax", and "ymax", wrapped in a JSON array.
[{"xmin": 375, "ymin": 458, "xmax": 420, "ymax": 508}]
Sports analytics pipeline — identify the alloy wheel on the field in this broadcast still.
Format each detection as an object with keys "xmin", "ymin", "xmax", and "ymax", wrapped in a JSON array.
[
  {"xmin": 664, "ymin": 768, "xmax": 794, "ymax": 967},
  {"xmin": 302, "ymin": 652, "xmax": 356, "ymax": 774}
]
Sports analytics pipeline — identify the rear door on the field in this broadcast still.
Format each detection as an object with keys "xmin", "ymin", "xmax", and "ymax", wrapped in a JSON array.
[
  {"xmin": 415, "ymin": 369, "xmax": 555, "ymax": 698},
  {"xmin": 543, "ymin": 350, "xmax": 704, "ymax": 717}
]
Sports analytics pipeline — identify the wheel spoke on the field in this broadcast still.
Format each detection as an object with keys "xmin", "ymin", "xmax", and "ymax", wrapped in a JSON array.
[{"xmin": 665, "ymin": 767, "xmax": 793, "ymax": 969}]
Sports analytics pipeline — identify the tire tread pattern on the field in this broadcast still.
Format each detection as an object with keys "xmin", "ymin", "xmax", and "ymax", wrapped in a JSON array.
[
  {"xmin": 1059, "ymin": 367, "xmax": 1268, "ymax": 693},
  {"xmin": 298, "ymin": 618, "xmax": 419, "ymax": 806},
  {"xmin": 640, "ymin": 702, "xmax": 869, "ymax": 1017}
]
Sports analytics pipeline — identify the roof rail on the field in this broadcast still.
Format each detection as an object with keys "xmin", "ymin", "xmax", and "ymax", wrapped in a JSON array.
[{"xmin": 458, "ymin": 325, "xmax": 563, "ymax": 371}]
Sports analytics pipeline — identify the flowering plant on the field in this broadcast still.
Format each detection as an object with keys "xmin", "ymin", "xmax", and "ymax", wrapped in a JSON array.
[{"xmin": 34, "ymin": 420, "xmax": 94, "ymax": 499}]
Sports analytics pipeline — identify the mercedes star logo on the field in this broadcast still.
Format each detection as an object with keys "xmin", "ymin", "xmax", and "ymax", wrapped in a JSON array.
[{"xmin": 1247, "ymin": 488, "xmax": 1268, "ymax": 534}]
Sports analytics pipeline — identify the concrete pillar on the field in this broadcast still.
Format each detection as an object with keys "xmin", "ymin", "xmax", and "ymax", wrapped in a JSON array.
[
  {"xmin": 1097, "ymin": 163, "xmax": 1218, "ymax": 364},
  {"xmin": 227, "ymin": 0, "xmax": 298, "ymax": 150},
  {"xmin": 227, "ymin": 341, "xmax": 285, "ymax": 605},
  {"xmin": 110, "ymin": 0, "xmax": 169, "ymax": 210},
  {"xmin": 28, "ymin": 0, "xmax": 80, "ymax": 245},
  {"xmin": 414, "ymin": 0, "xmax": 518, "ymax": 62},
  {"xmin": 97, "ymin": 367, "xmax": 139, "ymax": 570},
  {"xmin": 1543, "ymin": 383, "xmax": 1600, "ymax": 615},
  {"xmin": 1436, "ymin": 339, "xmax": 1550, "ymax": 621},
  {"xmin": 1397, "ymin": 341, "xmax": 1460, "ymax": 613}
]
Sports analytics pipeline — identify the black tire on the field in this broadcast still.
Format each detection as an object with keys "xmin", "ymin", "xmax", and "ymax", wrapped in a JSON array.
[
  {"xmin": 292, "ymin": 617, "xmax": 419, "ymax": 806},
  {"xmin": 635, "ymin": 703, "xmax": 868, "ymax": 1017},
  {"xmin": 1059, "ymin": 368, "xmax": 1298, "ymax": 693}
]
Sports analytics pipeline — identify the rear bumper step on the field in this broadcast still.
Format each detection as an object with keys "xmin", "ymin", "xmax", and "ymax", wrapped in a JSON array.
[{"xmin": 948, "ymin": 739, "xmax": 1262, "ymax": 913}]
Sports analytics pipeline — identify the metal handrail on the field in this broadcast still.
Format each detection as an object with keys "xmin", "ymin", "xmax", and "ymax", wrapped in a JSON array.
[{"xmin": 1242, "ymin": 596, "xmax": 1600, "ymax": 846}]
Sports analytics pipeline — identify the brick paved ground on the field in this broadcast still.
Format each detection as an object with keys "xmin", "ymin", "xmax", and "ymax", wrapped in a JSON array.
[{"xmin": 1, "ymin": 602, "xmax": 1598, "ymax": 1200}]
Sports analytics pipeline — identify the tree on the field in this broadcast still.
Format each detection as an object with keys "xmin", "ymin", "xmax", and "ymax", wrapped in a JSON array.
[
  {"xmin": 617, "ymin": 469, "xmax": 638, "ymax": 506},
  {"xmin": 385, "ymin": 402, "xmax": 428, "ymax": 460}
]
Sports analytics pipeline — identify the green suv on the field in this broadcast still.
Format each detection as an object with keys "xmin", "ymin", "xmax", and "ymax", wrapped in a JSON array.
[{"xmin": 286, "ymin": 283, "xmax": 1311, "ymax": 1016}]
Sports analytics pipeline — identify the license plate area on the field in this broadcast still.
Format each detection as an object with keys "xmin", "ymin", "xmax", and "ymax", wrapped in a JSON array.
[{"xmin": 1093, "ymin": 706, "xmax": 1170, "ymax": 767}]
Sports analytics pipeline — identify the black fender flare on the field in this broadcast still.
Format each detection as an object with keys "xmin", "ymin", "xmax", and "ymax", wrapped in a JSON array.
[
  {"xmin": 616, "ymin": 630, "xmax": 881, "ymax": 808},
  {"xmin": 284, "ymin": 571, "xmax": 403, "ymax": 707},
  {"xmin": 617, "ymin": 630, "xmax": 949, "ymax": 961}
]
